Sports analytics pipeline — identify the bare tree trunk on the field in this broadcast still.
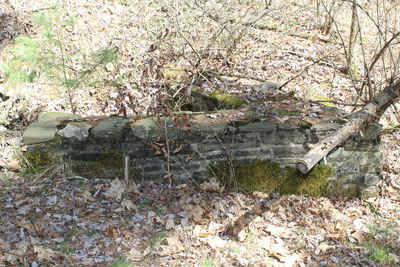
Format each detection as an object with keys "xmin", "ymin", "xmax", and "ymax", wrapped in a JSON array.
[
  {"xmin": 297, "ymin": 79, "xmax": 400, "ymax": 174},
  {"xmin": 347, "ymin": 0, "xmax": 360, "ymax": 79}
]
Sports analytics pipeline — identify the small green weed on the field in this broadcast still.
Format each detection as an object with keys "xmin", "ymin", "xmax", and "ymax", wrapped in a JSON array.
[
  {"xmin": 364, "ymin": 201, "xmax": 382, "ymax": 217},
  {"xmin": 66, "ymin": 229, "xmax": 79, "ymax": 238},
  {"xmin": 110, "ymin": 257, "xmax": 135, "ymax": 267},
  {"xmin": 363, "ymin": 220, "xmax": 400, "ymax": 264},
  {"xmin": 58, "ymin": 244, "xmax": 74, "ymax": 255},
  {"xmin": 88, "ymin": 228, "xmax": 101, "ymax": 237},
  {"xmin": 201, "ymin": 256, "xmax": 214, "ymax": 267},
  {"xmin": 148, "ymin": 232, "xmax": 167, "ymax": 248},
  {"xmin": 1, "ymin": 179, "xmax": 13, "ymax": 186},
  {"xmin": 365, "ymin": 243, "xmax": 394, "ymax": 263}
]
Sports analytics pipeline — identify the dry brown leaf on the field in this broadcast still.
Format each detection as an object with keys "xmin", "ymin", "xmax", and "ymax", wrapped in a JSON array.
[
  {"xmin": 166, "ymin": 235, "xmax": 183, "ymax": 247},
  {"xmin": 104, "ymin": 178, "xmax": 125, "ymax": 200},
  {"xmin": 237, "ymin": 229, "xmax": 247, "ymax": 242},
  {"xmin": 121, "ymin": 199, "xmax": 136, "ymax": 211},
  {"xmin": 82, "ymin": 190, "xmax": 96, "ymax": 202},
  {"xmin": 206, "ymin": 236, "xmax": 226, "ymax": 249},
  {"xmin": 188, "ymin": 205, "xmax": 204, "ymax": 223},
  {"xmin": 165, "ymin": 217, "xmax": 175, "ymax": 230},
  {"xmin": 252, "ymin": 191, "xmax": 269, "ymax": 199},
  {"xmin": 172, "ymin": 143, "xmax": 183, "ymax": 154},
  {"xmin": 200, "ymin": 177, "xmax": 222, "ymax": 192},
  {"xmin": 33, "ymin": 245, "xmax": 56, "ymax": 261},
  {"xmin": 128, "ymin": 248, "xmax": 143, "ymax": 260},
  {"xmin": 265, "ymin": 225, "xmax": 292, "ymax": 238},
  {"xmin": 8, "ymin": 158, "xmax": 21, "ymax": 171},
  {"xmin": 103, "ymin": 224, "xmax": 118, "ymax": 239},
  {"xmin": 349, "ymin": 229, "xmax": 365, "ymax": 243}
]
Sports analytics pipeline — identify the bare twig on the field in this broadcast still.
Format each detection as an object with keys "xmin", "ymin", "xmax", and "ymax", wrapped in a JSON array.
[{"xmin": 278, "ymin": 54, "xmax": 332, "ymax": 90}]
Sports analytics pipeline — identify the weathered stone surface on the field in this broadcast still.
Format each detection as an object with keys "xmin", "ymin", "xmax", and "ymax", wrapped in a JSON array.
[
  {"xmin": 191, "ymin": 121, "xmax": 227, "ymax": 133},
  {"xmin": 339, "ymin": 184, "xmax": 359, "ymax": 197},
  {"xmin": 131, "ymin": 117, "xmax": 174, "ymax": 139},
  {"xmin": 37, "ymin": 112, "xmax": 82, "ymax": 122},
  {"xmin": 23, "ymin": 112, "xmax": 82, "ymax": 145},
  {"xmin": 91, "ymin": 117, "xmax": 130, "ymax": 138},
  {"xmin": 361, "ymin": 186, "xmax": 379, "ymax": 199},
  {"xmin": 253, "ymin": 81, "xmax": 282, "ymax": 91},
  {"xmin": 58, "ymin": 124, "xmax": 92, "ymax": 142},
  {"xmin": 238, "ymin": 121, "xmax": 275, "ymax": 132},
  {"xmin": 311, "ymin": 122, "xmax": 341, "ymax": 132},
  {"xmin": 363, "ymin": 173, "xmax": 381, "ymax": 186},
  {"xmin": 354, "ymin": 123, "xmax": 382, "ymax": 141},
  {"xmin": 23, "ymin": 121, "xmax": 60, "ymax": 145}
]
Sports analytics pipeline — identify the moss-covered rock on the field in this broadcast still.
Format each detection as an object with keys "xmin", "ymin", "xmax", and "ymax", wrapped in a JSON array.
[
  {"xmin": 22, "ymin": 152, "xmax": 63, "ymax": 174},
  {"xmin": 181, "ymin": 91, "xmax": 220, "ymax": 112},
  {"xmin": 209, "ymin": 92, "xmax": 245, "ymax": 109},
  {"xmin": 209, "ymin": 159, "xmax": 333, "ymax": 197}
]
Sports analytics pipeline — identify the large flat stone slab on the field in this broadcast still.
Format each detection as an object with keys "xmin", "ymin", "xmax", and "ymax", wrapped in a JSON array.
[
  {"xmin": 91, "ymin": 117, "xmax": 130, "ymax": 138},
  {"xmin": 23, "ymin": 112, "xmax": 82, "ymax": 145}
]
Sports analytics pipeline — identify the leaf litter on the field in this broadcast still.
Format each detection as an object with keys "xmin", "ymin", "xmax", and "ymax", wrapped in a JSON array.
[{"xmin": 0, "ymin": 0, "xmax": 400, "ymax": 266}]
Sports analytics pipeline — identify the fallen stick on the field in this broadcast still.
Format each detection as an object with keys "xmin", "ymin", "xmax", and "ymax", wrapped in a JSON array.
[{"xmin": 297, "ymin": 79, "xmax": 400, "ymax": 174}]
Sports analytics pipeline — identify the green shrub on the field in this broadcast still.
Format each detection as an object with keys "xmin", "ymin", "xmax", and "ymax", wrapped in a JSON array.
[{"xmin": 1, "ymin": 6, "xmax": 117, "ymax": 113}]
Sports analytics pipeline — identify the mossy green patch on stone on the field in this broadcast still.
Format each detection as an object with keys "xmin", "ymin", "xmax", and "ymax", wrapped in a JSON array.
[
  {"xmin": 278, "ymin": 164, "xmax": 333, "ymax": 196},
  {"xmin": 209, "ymin": 159, "xmax": 333, "ymax": 197},
  {"xmin": 209, "ymin": 92, "xmax": 245, "ymax": 109},
  {"xmin": 22, "ymin": 152, "xmax": 63, "ymax": 174}
]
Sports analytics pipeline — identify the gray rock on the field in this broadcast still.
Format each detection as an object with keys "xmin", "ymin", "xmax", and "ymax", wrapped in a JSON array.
[
  {"xmin": 58, "ymin": 124, "xmax": 92, "ymax": 142},
  {"xmin": 354, "ymin": 122, "xmax": 382, "ymax": 141},
  {"xmin": 23, "ymin": 121, "xmax": 59, "ymax": 145},
  {"xmin": 131, "ymin": 117, "xmax": 174, "ymax": 139},
  {"xmin": 37, "ymin": 112, "xmax": 82, "ymax": 122},
  {"xmin": 91, "ymin": 117, "xmax": 130, "ymax": 138},
  {"xmin": 253, "ymin": 81, "xmax": 282, "ymax": 91},
  {"xmin": 363, "ymin": 173, "xmax": 381, "ymax": 186},
  {"xmin": 340, "ymin": 184, "xmax": 359, "ymax": 197},
  {"xmin": 239, "ymin": 121, "xmax": 275, "ymax": 133}
]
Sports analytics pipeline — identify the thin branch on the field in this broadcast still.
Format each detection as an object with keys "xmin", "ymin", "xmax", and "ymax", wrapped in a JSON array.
[{"xmin": 278, "ymin": 54, "xmax": 332, "ymax": 90}]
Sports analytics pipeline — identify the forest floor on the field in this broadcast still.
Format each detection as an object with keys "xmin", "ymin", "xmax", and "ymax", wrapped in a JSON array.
[{"xmin": 0, "ymin": 0, "xmax": 400, "ymax": 266}]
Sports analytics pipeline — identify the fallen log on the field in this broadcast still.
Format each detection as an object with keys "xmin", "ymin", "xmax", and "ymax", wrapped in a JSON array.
[{"xmin": 297, "ymin": 79, "xmax": 400, "ymax": 174}]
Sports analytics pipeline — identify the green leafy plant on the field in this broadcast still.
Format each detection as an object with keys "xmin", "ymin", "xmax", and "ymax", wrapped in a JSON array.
[{"xmin": 1, "ymin": 6, "xmax": 117, "ymax": 113}]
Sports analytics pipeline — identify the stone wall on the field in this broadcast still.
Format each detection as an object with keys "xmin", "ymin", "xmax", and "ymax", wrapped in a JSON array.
[{"xmin": 23, "ymin": 111, "xmax": 382, "ymax": 198}]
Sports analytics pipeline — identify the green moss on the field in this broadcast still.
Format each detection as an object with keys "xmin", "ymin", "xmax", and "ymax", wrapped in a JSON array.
[
  {"xmin": 23, "ymin": 152, "xmax": 61, "ymax": 174},
  {"xmin": 278, "ymin": 165, "xmax": 333, "ymax": 196},
  {"xmin": 209, "ymin": 92, "xmax": 245, "ymax": 109},
  {"xmin": 162, "ymin": 63, "xmax": 185, "ymax": 81},
  {"xmin": 209, "ymin": 159, "xmax": 333, "ymax": 197}
]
